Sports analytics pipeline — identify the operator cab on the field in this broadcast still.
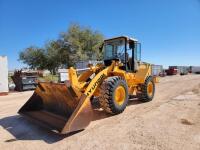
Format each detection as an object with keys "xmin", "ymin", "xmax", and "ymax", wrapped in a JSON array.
[{"xmin": 101, "ymin": 36, "xmax": 141, "ymax": 72}]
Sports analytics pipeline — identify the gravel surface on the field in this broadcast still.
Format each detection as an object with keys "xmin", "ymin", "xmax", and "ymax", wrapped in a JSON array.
[{"xmin": 0, "ymin": 74, "xmax": 200, "ymax": 150}]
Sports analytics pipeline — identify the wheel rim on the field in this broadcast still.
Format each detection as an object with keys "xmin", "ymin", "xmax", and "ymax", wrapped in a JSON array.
[
  {"xmin": 114, "ymin": 85, "xmax": 126, "ymax": 105},
  {"xmin": 147, "ymin": 82, "xmax": 153, "ymax": 97}
]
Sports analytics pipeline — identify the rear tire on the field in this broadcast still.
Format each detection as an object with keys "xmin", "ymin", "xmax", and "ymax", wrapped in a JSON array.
[
  {"xmin": 137, "ymin": 76, "xmax": 155, "ymax": 102},
  {"xmin": 99, "ymin": 76, "xmax": 128, "ymax": 114}
]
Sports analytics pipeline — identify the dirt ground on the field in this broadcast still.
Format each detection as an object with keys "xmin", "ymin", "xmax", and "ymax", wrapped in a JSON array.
[{"xmin": 0, "ymin": 74, "xmax": 200, "ymax": 150}]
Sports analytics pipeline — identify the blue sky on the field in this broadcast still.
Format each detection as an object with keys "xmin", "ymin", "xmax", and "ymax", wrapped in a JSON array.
[{"xmin": 0, "ymin": 0, "xmax": 200, "ymax": 70}]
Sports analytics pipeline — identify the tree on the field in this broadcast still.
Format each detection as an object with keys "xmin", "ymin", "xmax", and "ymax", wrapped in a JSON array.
[
  {"xmin": 19, "ymin": 46, "xmax": 46, "ymax": 69},
  {"xmin": 60, "ymin": 23, "xmax": 104, "ymax": 64},
  {"xmin": 45, "ymin": 40, "xmax": 62, "ymax": 74},
  {"xmin": 19, "ymin": 23, "xmax": 104, "ymax": 72}
]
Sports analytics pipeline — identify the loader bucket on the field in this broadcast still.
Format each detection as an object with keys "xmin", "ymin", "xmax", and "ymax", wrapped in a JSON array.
[{"xmin": 18, "ymin": 82, "xmax": 93, "ymax": 134}]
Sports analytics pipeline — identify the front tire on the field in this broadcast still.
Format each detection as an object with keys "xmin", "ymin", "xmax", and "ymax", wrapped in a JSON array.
[
  {"xmin": 99, "ymin": 76, "xmax": 128, "ymax": 114},
  {"xmin": 137, "ymin": 76, "xmax": 155, "ymax": 102}
]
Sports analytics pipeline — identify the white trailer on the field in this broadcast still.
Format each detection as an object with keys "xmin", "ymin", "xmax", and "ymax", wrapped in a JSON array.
[
  {"xmin": 191, "ymin": 66, "xmax": 200, "ymax": 74},
  {"xmin": 151, "ymin": 65, "xmax": 163, "ymax": 76},
  {"xmin": 0, "ymin": 56, "xmax": 8, "ymax": 95},
  {"xmin": 58, "ymin": 68, "xmax": 89, "ymax": 83}
]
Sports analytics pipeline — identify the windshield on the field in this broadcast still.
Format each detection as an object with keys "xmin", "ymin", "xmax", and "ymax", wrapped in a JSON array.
[{"xmin": 103, "ymin": 38, "xmax": 125, "ymax": 62}]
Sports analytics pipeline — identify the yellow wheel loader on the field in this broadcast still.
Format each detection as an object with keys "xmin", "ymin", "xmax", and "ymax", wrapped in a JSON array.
[{"xmin": 19, "ymin": 36, "xmax": 156, "ymax": 134}]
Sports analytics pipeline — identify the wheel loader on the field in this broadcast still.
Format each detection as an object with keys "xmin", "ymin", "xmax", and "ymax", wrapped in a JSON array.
[{"xmin": 19, "ymin": 36, "xmax": 156, "ymax": 134}]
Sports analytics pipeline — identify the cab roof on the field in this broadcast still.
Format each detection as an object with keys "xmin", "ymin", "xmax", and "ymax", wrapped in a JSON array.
[{"xmin": 104, "ymin": 36, "xmax": 138, "ymax": 42}]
